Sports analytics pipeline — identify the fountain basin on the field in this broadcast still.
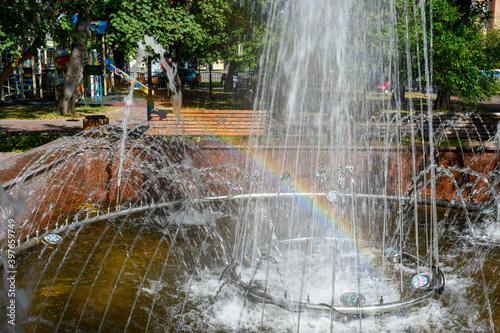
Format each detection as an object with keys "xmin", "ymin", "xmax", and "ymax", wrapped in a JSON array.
[
  {"xmin": 7, "ymin": 193, "xmax": 449, "ymax": 331},
  {"xmin": 1, "ymin": 129, "xmax": 498, "ymax": 331},
  {"xmin": 2, "ymin": 132, "xmax": 498, "ymax": 242}
]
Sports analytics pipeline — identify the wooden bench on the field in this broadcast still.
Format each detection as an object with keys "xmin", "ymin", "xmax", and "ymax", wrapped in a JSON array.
[
  {"xmin": 413, "ymin": 112, "xmax": 500, "ymax": 141},
  {"xmin": 147, "ymin": 109, "xmax": 267, "ymax": 137}
]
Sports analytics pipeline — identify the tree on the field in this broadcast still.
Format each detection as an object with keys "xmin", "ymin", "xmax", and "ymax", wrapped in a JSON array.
[
  {"xmin": 216, "ymin": 2, "xmax": 267, "ymax": 91},
  {"xmin": 399, "ymin": 0, "xmax": 499, "ymax": 110},
  {"xmin": 107, "ymin": 0, "xmax": 265, "ymax": 89},
  {"xmin": 431, "ymin": 0, "xmax": 498, "ymax": 109},
  {"xmin": 108, "ymin": 0, "xmax": 230, "ymax": 66},
  {"xmin": 0, "ymin": 1, "xmax": 57, "ymax": 101},
  {"xmin": 56, "ymin": 9, "xmax": 91, "ymax": 115},
  {"xmin": 54, "ymin": 0, "xmax": 123, "ymax": 115},
  {"xmin": 0, "ymin": 0, "xmax": 117, "ymax": 112},
  {"xmin": 484, "ymin": 27, "xmax": 500, "ymax": 69},
  {"xmin": 107, "ymin": 0, "xmax": 230, "ymax": 100}
]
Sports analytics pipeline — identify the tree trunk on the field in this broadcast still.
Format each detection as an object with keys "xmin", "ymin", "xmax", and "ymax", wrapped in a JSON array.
[
  {"xmin": 224, "ymin": 61, "xmax": 236, "ymax": 91},
  {"xmin": 434, "ymin": 86, "xmax": 451, "ymax": 110},
  {"xmin": 57, "ymin": 11, "xmax": 90, "ymax": 115},
  {"xmin": 209, "ymin": 64, "xmax": 212, "ymax": 98},
  {"xmin": 171, "ymin": 42, "xmax": 184, "ymax": 89},
  {"xmin": 391, "ymin": 80, "xmax": 405, "ymax": 109}
]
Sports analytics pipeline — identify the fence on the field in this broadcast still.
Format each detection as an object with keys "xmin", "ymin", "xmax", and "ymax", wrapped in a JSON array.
[{"xmin": 200, "ymin": 71, "xmax": 225, "ymax": 83}]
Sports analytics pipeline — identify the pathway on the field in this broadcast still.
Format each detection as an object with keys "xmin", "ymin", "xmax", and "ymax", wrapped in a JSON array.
[{"xmin": 0, "ymin": 96, "xmax": 150, "ymax": 162}]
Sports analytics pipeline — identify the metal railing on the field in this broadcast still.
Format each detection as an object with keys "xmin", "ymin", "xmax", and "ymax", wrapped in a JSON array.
[{"xmin": 200, "ymin": 71, "xmax": 225, "ymax": 82}]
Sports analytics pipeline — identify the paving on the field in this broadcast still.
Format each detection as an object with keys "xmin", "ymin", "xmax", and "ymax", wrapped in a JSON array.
[
  {"xmin": 1, "ymin": 93, "xmax": 499, "ymax": 165},
  {"xmin": 0, "ymin": 153, "xmax": 18, "ymax": 163},
  {"xmin": 0, "ymin": 95, "xmax": 151, "ymax": 164},
  {"xmin": 0, "ymin": 97, "xmax": 149, "ymax": 133}
]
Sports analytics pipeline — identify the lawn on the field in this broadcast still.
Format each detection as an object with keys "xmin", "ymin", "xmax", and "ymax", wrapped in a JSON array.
[
  {"xmin": 0, "ymin": 104, "xmax": 118, "ymax": 152},
  {"xmin": 0, "ymin": 105, "xmax": 118, "ymax": 120},
  {"xmin": 0, "ymin": 132, "xmax": 64, "ymax": 153},
  {"xmin": 181, "ymin": 90, "xmax": 253, "ymax": 110},
  {"xmin": 0, "ymin": 90, "xmax": 497, "ymax": 153}
]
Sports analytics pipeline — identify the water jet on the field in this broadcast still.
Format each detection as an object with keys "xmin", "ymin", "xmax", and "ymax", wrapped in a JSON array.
[{"xmin": 1, "ymin": 0, "xmax": 500, "ymax": 331}]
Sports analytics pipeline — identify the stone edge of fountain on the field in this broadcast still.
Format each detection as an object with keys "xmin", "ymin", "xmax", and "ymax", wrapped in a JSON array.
[{"xmin": 0, "ymin": 138, "xmax": 69, "ymax": 189}]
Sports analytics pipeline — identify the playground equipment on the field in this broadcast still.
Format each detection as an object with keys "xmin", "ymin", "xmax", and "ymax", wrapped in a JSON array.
[
  {"xmin": 1, "ymin": 51, "xmax": 45, "ymax": 101},
  {"xmin": 105, "ymin": 58, "xmax": 149, "ymax": 94},
  {"xmin": 0, "ymin": 16, "xmax": 118, "ymax": 103}
]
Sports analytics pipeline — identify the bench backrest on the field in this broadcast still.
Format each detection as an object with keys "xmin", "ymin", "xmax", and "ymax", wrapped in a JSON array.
[
  {"xmin": 415, "ymin": 112, "xmax": 500, "ymax": 141},
  {"xmin": 149, "ymin": 109, "xmax": 267, "ymax": 137}
]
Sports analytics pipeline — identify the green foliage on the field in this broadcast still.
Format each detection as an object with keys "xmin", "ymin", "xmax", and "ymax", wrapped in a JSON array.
[
  {"xmin": 0, "ymin": 1, "xmax": 53, "ymax": 52},
  {"xmin": 397, "ymin": 0, "xmax": 500, "ymax": 108},
  {"xmin": 1, "ymin": 0, "xmax": 265, "ymax": 82},
  {"xmin": 430, "ymin": 0, "xmax": 497, "ymax": 103},
  {"xmin": 209, "ymin": 2, "xmax": 266, "ymax": 69},
  {"xmin": 50, "ymin": 13, "xmax": 75, "ymax": 49},
  {"xmin": 51, "ymin": 0, "xmax": 117, "ymax": 49},
  {"xmin": 0, "ymin": 0, "xmax": 121, "ymax": 56},
  {"xmin": 484, "ymin": 27, "xmax": 500, "ymax": 70},
  {"xmin": 107, "ymin": 0, "xmax": 233, "ymax": 63},
  {"xmin": 105, "ymin": 0, "xmax": 266, "ymax": 71},
  {"xmin": 222, "ymin": 14, "xmax": 266, "ymax": 69},
  {"xmin": 0, "ymin": 133, "xmax": 63, "ymax": 153}
]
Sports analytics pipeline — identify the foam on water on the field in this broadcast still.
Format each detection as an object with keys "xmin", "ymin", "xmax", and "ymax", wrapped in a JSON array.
[
  {"xmin": 1, "ymin": 0, "xmax": 499, "ymax": 330},
  {"xmin": 183, "ymin": 269, "xmax": 484, "ymax": 332}
]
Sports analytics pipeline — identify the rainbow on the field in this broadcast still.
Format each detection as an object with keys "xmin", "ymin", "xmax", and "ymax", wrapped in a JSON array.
[{"xmin": 200, "ymin": 136, "xmax": 388, "ymax": 265}]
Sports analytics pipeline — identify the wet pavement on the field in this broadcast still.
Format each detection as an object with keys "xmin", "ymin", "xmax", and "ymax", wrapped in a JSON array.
[
  {"xmin": 0, "ymin": 153, "xmax": 18, "ymax": 162},
  {"xmin": 0, "ymin": 95, "xmax": 151, "ymax": 163},
  {"xmin": 1, "ymin": 93, "xmax": 498, "ymax": 164},
  {"xmin": 0, "ymin": 97, "xmax": 150, "ymax": 134}
]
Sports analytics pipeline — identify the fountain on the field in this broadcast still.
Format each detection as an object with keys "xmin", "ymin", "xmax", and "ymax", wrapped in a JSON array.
[{"xmin": 1, "ymin": 0, "xmax": 499, "ymax": 332}]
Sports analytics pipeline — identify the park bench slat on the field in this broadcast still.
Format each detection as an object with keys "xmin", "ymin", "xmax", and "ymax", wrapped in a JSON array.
[
  {"xmin": 180, "ymin": 110, "xmax": 263, "ymax": 114},
  {"xmin": 147, "ymin": 109, "xmax": 266, "ymax": 137},
  {"xmin": 412, "ymin": 112, "xmax": 500, "ymax": 141},
  {"xmin": 146, "ymin": 127, "xmax": 264, "ymax": 136}
]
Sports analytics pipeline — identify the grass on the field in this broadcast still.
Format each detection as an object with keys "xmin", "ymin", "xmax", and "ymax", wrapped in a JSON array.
[
  {"xmin": 0, "ymin": 132, "xmax": 64, "ymax": 153},
  {"xmin": 199, "ymin": 81, "xmax": 223, "ymax": 88},
  {"xmin": 434, "ymin": 139, "xmax": 473, "ymax": 147},
  {"xmin": 402, "ymin": 136, "xmax": 477, "ymax": 148},
  {"xmin": 182, "ymin": 90, "xmax": 253, "ymax": 110},
  {"xmin": 0, "ymin": 89, "xmax": 496, "ymax": 154},
  {"xmin": 0, "ymin": 104, "xmax": 118, "ymax": 152},
  {"xmin": 0, "ymin": 105, "xmax": 118, "ymax": 120}
]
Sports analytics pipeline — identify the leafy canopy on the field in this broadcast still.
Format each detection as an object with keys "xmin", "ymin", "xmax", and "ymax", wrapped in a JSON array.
[
  {"xmin": 396, "ymin": 0, "xmax": 500, "ymax": 108},
  {"xmin": 108, "ymin": 0, "xmax": 232, "ymax": 63},
  {"xmin": 431, "ymin": 0, "xmax": 497, "ymax": 103},
  {"xmin": 0, "ymin": 0, "xmax": 57, "ymax": 55}
]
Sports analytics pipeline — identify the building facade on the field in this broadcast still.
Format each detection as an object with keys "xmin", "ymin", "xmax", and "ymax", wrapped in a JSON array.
[{"xmin": 487, "ymin": 0, "xmax": 500, "ymax": 29}]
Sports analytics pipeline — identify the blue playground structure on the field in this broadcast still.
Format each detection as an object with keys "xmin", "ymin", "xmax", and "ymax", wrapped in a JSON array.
[{"xmin": 1, "ymin": 17, "xmax": 120, "ymax": 103}]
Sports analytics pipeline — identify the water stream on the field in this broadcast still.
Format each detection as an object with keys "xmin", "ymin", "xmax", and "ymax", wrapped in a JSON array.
[
  {"xmin": 5, "ymin": 198, "xmax": 498, "ymax": 332},
  {"xmin": 1, "ymin": 0, "xmax": 499, "ymax": 331}
]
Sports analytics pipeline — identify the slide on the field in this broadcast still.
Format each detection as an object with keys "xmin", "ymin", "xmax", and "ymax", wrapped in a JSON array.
[{"xmin": 105, "ymin": 59, "xmax": 149, "ymax": 94}]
